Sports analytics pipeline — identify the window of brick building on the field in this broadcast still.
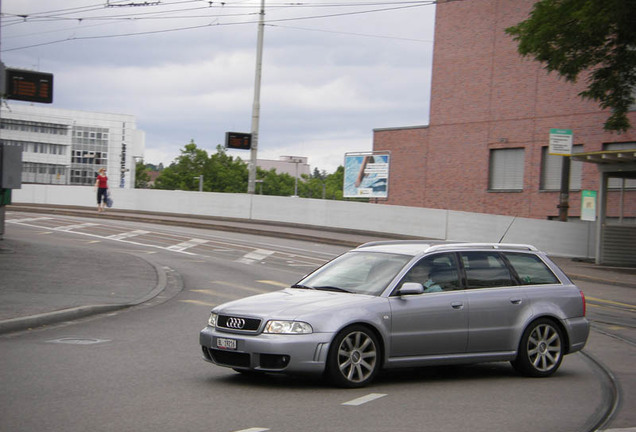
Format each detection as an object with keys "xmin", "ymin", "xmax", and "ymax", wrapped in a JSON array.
[
  {"xmin": 489, "ymin": 148, "xmax": 525, "ymax": 191},
  {"xmin": 604, "ymin": 143, "xmax": 636, "ymax": 189},
  {"xmin": 540, "ymin": 145, "xmax": 583, "ymax": 191}
]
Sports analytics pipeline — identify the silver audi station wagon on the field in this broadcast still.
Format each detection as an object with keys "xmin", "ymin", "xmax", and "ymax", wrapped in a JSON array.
[{"xmin": 200, "ymin": 242, "xmax": 590, "ymax": 387}]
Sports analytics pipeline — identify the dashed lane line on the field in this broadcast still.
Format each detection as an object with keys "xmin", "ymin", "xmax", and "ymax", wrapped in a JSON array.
[
  {"xmin": 179, "ymin": 299, "xmax": 216, "ymax": 307},
  {"xmin": 210, "ymin": 280, "xmax": 270, "ymax": 295},
  {"xmin": 257, "ymin": 280, "xmax": 290, "ymax": 288},
  {"xmin": 342, "ymin": 393, "xmax": 387, "ymax": 406}
]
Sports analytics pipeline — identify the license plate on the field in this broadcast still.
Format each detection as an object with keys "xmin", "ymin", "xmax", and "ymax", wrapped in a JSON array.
[{"xmin": 216, "ymin": 337, "xmax": 237, "ymax": 350}]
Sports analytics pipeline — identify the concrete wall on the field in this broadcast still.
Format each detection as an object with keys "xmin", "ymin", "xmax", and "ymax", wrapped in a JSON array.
[{"xmin": 12, "ymin": 184, "xmax": 596, "ymax": 258}]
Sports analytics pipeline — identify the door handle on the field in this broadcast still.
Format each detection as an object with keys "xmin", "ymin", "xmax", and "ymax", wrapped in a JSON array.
[
  {"xmin": 451, "ymin": 302, "xmax": 464, "ymax": 310},
  {"xmin": 510, "ymin": 298, "xmax": 522, "ymax": 305}
]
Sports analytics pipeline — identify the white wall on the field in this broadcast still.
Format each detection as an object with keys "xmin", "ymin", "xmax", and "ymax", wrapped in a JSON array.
[{"xmin": 12, "ymin": 184, "xmax": 596, "ymax": 258}]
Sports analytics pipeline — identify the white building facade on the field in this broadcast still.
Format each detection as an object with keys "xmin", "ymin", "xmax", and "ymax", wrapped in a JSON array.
[{"xmin": 0, "ymin": 103, "xmax": 145, "ymax": 189}]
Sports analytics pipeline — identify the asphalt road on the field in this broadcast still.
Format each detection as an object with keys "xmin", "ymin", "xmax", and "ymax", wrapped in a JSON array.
[{"xmin": 0, "ymin": 213, "xmax": 634, "ymax": 432}]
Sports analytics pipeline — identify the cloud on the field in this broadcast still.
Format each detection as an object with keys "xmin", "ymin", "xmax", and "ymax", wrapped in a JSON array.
[{"xmin": 1, "ymin": 0, "xmax": 436, "ymax": 173}]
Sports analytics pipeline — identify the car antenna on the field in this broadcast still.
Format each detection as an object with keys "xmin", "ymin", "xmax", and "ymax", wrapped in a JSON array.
[{"xmin": 499, "ymin": 216, "xmax": 517, "ymax": 243}]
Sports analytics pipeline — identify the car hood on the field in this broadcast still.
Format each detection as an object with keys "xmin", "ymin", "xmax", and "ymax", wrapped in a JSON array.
[{"xmin": 214, "ymin": 288, "xmax": 378, "ymax": 320}]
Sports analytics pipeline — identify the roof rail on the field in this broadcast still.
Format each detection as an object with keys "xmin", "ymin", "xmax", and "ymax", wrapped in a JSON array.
[
  {"xmin": 426, "ymin": 243, "xmax": 538, "ymax": 252},
  {"xmin": 357, "ymin": 240, "xmax": 445, "ymax": 249}
]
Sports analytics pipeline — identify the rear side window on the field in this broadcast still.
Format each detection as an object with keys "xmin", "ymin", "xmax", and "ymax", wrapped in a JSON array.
[
  {"xmin": 460, "ymin": 252, "xmax": 515, "ymax": 289},
  {"xmin": 504, "ymin": 253, "xmax": 560, "ymax": 285}
]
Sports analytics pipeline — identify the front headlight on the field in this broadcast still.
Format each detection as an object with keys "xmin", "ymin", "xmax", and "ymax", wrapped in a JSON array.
[
  {"xmin": 208, "ymin": 312, "xmax": 218, "ymax": 327},
  {"xmin": 264, "ymin": 320, "xmax": 313, "ymax": 334}
]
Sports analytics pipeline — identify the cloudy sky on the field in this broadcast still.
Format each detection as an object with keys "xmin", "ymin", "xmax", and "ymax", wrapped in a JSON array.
[{"xmin": 1, "ymin": 0, "xmax": 436, "ymax": 173}]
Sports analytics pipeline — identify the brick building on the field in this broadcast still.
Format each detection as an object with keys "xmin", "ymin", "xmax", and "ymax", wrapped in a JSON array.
[{"xmin": 373, "ymin": 0, "xmax": 635, "ymax": 220}]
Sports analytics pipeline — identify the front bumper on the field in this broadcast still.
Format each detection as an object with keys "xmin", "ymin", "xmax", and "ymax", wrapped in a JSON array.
[{"xmin": 199, "ymin": 326, "xmax": 334, "ymax": 374}]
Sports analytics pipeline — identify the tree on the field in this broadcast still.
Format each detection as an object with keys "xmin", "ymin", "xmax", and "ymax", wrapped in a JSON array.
[
  {"xmin": 505, "ymin": 0, "xmax": 636, "ymax": 132},
  {"xmin": 152, "ymin": 140, "xmax": 345, "ymax": 199},
  {"xmin": 134, "ymin": 159, "xmax": 151, "ymax": 189},
  {"xmin": 154, "ymin": 140, "xmax": 209, "ymax": 191},
  {"xmin": 206, "ymin": 145, "xmax": 248, "ymax": 193}
]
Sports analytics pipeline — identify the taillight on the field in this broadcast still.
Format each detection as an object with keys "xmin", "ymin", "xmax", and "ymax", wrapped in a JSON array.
[{"xmin": 580, "ymin": 290, "xmax": 586, "ymax": 316}]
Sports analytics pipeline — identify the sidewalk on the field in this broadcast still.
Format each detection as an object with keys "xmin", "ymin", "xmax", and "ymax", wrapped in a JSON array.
[{"xmin": 1, "ymin": 204, "xmax": 634, "ymax": 336}]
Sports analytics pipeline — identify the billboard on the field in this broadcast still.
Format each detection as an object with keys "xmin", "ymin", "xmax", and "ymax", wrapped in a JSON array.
[{"xmin": 343, "ymin": 152, "xmax": 390, "ymax": 198}]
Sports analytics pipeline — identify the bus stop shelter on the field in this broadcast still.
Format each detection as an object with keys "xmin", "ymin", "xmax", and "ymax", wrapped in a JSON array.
[{"xmin": 571, "ymin": 149, "xmax": 636, "ymax": 266}]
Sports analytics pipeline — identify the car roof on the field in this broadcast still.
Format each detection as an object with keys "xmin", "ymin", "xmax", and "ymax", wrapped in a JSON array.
[{"xmin": 355, "ymin": 241, "xmax": 538, "ymax": 256}]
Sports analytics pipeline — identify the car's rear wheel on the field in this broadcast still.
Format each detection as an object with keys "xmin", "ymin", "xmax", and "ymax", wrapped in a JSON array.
[
  {"xmin": 512, "ymin": 318, "xmax": 564, "ymax": 377},
  {"xmin": 326, "ymin": 325, "xmax": 380, "ymax": 388}
]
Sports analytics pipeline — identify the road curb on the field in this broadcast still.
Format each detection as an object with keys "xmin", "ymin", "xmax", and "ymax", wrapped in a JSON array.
[{"xmin": 0, "ymin": 258, "xmax": 170, "ymax": 335}]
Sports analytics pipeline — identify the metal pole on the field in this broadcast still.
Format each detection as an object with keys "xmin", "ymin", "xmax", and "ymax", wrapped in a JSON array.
[
  {"xmin": 294, "ymin": 160, "xmax": 299, "ymax": 196},
  {"xmin": 248, "ymin": 0, "xmax": 265, "ymax": 194},
  {"xmin": 558, "ymin": 156, "xmax": 571, "ymax": 221}
]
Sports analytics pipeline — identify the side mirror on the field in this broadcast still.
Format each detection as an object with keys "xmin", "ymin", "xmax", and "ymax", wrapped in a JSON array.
[{"xmin": 398, "ymin": 282, "xmax": 424, "ymax": 296}]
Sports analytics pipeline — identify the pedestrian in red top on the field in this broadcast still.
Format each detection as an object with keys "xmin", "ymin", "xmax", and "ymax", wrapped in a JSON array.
[{"xmin": 95, "ymin": 168, "xmax": 109, "ymax": 212}]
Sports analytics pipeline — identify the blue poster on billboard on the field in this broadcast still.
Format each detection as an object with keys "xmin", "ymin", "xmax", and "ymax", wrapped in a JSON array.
[{"xmin": 343, "ymin": 152, "xmax": 390, "ymax": 198}]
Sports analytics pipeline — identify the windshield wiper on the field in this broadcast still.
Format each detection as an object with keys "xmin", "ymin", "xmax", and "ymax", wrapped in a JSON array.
[
  {"xmin": 314, "ymin": 286, "xmax": 352, "ymax": 293},
  {"xmin": 291, "ymin": 284, "xmax": 315, "ymax": 290}
]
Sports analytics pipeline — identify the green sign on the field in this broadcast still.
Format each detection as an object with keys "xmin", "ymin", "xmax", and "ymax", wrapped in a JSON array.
[
  {"xmin": 581, "ymin": 190, "xmax": 596, "ymax": 222},
  {"xmin": 549, "ymin": 128, "xmax": 573, "ymax": 155}
]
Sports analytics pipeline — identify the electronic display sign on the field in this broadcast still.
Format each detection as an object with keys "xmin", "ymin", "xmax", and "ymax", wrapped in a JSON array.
[
  {"xmin": 4, "ymin": 68, "xmax": 53, "ymax": 104},
  {"xmin": 225, "ymin": 132, "xmax": 252, "ymax": 150}
]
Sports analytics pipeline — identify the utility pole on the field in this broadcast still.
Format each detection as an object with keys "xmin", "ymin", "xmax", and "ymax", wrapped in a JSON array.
[{"xmin": 248, "ymin": 0, "xmax": 265, "ymax": 194}]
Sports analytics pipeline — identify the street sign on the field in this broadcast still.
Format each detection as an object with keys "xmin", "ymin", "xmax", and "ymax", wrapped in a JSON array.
[{"xmin": 549, "ymin": 129, "xmax": 573, "ymax": 155}]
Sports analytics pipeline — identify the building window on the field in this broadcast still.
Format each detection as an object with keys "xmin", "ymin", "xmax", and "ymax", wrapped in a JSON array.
[
  {"xmin": 540, "ymin": 145, "xmax": 583, "ymax": 191},
  {"xmin": 489, "ymin": 148, "xmax": 525, "ymax": 191},
  {"xmin": 604, "ymin": 143, "xmax": 636, "ymax": 189}
]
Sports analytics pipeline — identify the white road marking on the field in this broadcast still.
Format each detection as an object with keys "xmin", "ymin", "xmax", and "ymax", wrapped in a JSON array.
[
  {"xmin": 234, "ymin": 428, "xmax": 270, "ymax": 432},
  {"xmin": 236, "ymin": 248, "xmax": 275, "ymax": 264},
  {"xmin": 342, "ymin": 393, "xmax": 387, "ymax": 406},
  {"xmin": 7, "ymin": 216, "xmax": 53, "ymax": 223},
  {"xmin": 107, "ymin": 229, "xmax": 150, "ymax": 240},
  {"xmin": 52, "ymin": 222, "xmax": 98, "ymax": 231},
  {"xmin": 167, "ymin": 238, "xmax": 209, "ymax": 252}
]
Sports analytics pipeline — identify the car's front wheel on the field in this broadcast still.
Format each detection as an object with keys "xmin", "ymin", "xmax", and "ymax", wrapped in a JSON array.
[
  {"xmin": 326, "ymin": 325, "xmax": 380, "ymax": 388},
  {"xmin": 512, "ymin": 318, "xmax": 564, "ymax": 377}
]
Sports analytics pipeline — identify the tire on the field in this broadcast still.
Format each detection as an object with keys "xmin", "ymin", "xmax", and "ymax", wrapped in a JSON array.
[
  {"xmin": 512, "ymin": 318, "xmax": 564, "ymax": 377},
  {"xmin": 326, "ymin": 325, "xmax": 380, "ymax": 388}
]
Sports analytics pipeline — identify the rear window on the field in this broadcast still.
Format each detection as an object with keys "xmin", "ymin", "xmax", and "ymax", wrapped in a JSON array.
[{"xmin": 504, "ymin": 253, "xmax": 559, "ymax": 285}]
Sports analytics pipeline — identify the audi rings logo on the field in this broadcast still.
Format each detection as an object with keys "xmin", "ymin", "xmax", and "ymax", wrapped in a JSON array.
[{"xmin": 226, "ymin": 317, "xmax": 246, "ymax": 329}]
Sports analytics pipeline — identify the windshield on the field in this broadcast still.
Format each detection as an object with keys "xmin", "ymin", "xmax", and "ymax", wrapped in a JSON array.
[{"xmin": 295, "ymin": 251, "xmax": 412, "ymax": 296}]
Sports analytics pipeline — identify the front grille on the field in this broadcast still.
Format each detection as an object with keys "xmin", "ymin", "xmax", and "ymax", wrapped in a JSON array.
[
  {"xmin": 206, "ymin": 347, "xmax": 251, "ymax": 368},
  {"xmin": 217, "ymin": 315, "xmax": 262, "ymax": 332}
]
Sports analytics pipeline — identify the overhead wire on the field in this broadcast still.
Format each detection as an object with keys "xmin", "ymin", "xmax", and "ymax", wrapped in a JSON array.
[{"xmin": 1, "ymin": 0, "xmax": 438, "ymax": 52}]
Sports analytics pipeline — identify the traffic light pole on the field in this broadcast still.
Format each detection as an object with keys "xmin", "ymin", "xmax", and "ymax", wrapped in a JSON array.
[{"xmin": 248, "ymin": 0, "xmax": 265, "ymax": 194}]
